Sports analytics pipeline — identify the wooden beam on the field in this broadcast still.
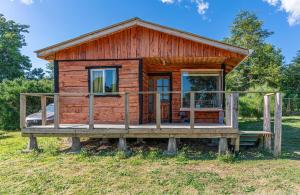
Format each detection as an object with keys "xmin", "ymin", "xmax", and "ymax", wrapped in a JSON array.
[
  {"xmin": 156, "ymin": 93, "xmax": 161, "ymax": 129},
  {"xmin": 218, "ymin": 138, "xmax": 228, "ymax": 155},
  {"xmin": 89, "ymin": 94, "xmax": 94, "ymax": 130},
  {"xmin": 41, "ymin": 95, "xmax": 47, "ymax": 126},
  {"xmin": 225, "ymin": 93, "xmax": 232, "ymax": 126},
  {"xmin": 124, "ymin": 92, "xmax": 129, "ymax": 130},
  {"xmin": 190, "ymin": 92, "xmax": 195, "ymax": 129},
  {"xmin": 54, "ymin": 94, "xmax": 60, "ymax": 129},
  {"xmin": 20, "ymin": 94, "xmax": 26, "ymax": 129},
  {"xmin": 274, "ymin": 92, "xmax": 282, "ymax": 157},
  {"xmin": 263, "ymin": 95, "xmax": 272, "ymax": 151},
  {"xmin": 231, "ymin": 93, "xmax": 239, "ymax": 129}
]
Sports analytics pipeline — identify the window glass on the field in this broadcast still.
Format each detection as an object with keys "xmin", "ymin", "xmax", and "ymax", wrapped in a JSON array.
[
  {"xmin": 181, "ymin": 72, "xmax": 220, "ymax": 108},
  {"xmin": 91, "ymin": 69, "xmax": 117, "ymax": 93}
]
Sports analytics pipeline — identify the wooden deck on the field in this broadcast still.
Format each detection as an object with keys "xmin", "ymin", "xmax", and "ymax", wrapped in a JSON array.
[{"xmin": 22, "ymin": 123, "xmax": 239, "ymax": 138}]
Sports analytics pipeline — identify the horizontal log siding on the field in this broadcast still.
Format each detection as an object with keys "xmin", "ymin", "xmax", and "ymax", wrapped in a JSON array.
[{"xmin": 59, "ymin": 60, "xmax": 140, "ymax": 124}]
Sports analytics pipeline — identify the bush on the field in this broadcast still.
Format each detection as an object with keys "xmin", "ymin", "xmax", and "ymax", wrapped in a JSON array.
[
  {"xmin": 0, "ymin": 78, "xmax": 53, "ymax": 130},
  {"xmin": 239, "ymin": 84, "xmax": 276, "ymax": 119}
]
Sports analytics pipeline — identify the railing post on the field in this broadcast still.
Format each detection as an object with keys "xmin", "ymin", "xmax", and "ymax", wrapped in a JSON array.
[
  {"xmin": 190, "ymin": 92, "xmax": 195, "ymax": 129},
  {"xmin": 124, "ymin": 92, "xmax": 129, "ymax": 130},
  {"xmin": 263, "ymin": 95, "xmax": 272, "ymax": 151},
  {"xmin": 20, "ymin": 94, "xmax": 26, "ymax": 129},
  {"xmin": 225, "ymin": 93, "xmax": 232, "ymax": 126},
  {"xmin": 54, "ymin": 94, "xmax": 60, "ymax": 129},
  {"xmin": 89, "ymin": 93, "xmax": 94, "ymax": 130},
  {"xmin": 231, "ymin": 92, "xmax": 239, "ymax": 129},
  {"xmin": 274, "ymin": 92, "xmax": 282, "ymax": 157},
  {"xmin": 156, "ymin": 92, "xmax": 161, "ymax": 129},
  {"xmin": 41, "ymin": 95, "xmax": 47, "ymax": 126}
]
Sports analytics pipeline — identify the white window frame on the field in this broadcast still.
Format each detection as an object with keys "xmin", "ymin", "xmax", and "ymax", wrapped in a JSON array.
[
  {"xmin": 180, "ymin": 69, "xmax": 223, "ymax": 111},
  {"xmin": 90, "ymin": 68, "xmax": 117, "ymax": 94}
]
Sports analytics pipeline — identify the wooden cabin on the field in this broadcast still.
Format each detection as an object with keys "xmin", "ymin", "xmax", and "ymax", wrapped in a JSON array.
[{"xmin": 21, "ymin": 18, "xmax": 282, "ymax": 155}]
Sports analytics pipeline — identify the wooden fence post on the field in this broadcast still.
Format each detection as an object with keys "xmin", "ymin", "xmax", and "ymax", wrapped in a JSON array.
[
  {"xmin": 190, "ymin": 92, "xmax": 195, "ymax": 129},
  {"xmin": 54, "ymin": 94, "xmax": 60, "ymax": 129},
  {"xmin": 263, "ymin": 95, "xmax": 272, "ymax": 151},
  {"xmin": 124, "ymin": 92, "xmax": 129, "ymax": 130},
  {"xmin": 231, "ymin": 93, "xmax": 239, "ymax": 152},
  {"xmin": 156, "ymin": 93, "xmax": 161, "ymax": 129},
  {"xmin": 225, "ymin": 93, "xmax": 232, "ymax": 126},
  {"xmin": 274, "ymin": 92, "xmax": 282, "ymax": 157},
  {"xmin": 20, "ymin": 94, "xmax": 26, "ymax": 129},
  {"xmin": 89, "ymin": 93, "xmax": 94, "ymax": 130},
  {"xmin": 41, "ymin": 95, "xmax": 47, "ymax": 126}
]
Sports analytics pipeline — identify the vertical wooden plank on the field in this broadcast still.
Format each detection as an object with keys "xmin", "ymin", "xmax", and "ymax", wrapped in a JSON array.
[
  {"xmin": 190, "ymin": 92, "xmax": 195, "ymax": 129},
  {"xmin": 54, "ymin": 94, "xmax": 59, "ymax": 129},
  {"xmin": 231, "ymin": 93, "xmax": 239, "ymax": 129},
  {"xmin": 156, "ymin": 93, "xmax": 161, "ymax": 129},
  {"xmin": 89, "ymin": 94, "xmax": 94, "ymax": 130},
  {"xmin": 263, "ymin": 95, "xmax": 272, "ymax": 150},
  {"xmin": 41, "ymin": 95, "xmax": 47, "ymax": 126},
  {"xmin": 124, "ymin": 92, "xmax": 129, "ymax": 130},
  {"xmin": 225, "ymin": 93, "xmax": 232, "ymax": 126},
  {"xmin": 20, "ymin": 94, "xmax": 26, "ymax": 129},
  {"xmin": 274, "ymin": 93, "xmax": 282, "ymax": 157}
]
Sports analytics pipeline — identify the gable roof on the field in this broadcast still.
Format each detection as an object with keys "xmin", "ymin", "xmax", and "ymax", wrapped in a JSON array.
[{"xmin": 35, "ymin": 17, "xmax": 251, "ymax": 58}]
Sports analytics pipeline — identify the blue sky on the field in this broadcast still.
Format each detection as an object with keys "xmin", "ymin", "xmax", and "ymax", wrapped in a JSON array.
[{"xmin": 1, "ymin": 0, "xmax": 300, "ymax": 70}]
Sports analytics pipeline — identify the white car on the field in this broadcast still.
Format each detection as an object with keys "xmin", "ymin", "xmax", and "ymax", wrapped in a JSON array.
[{"xmin": 25, "ymin": 103, "xmax": 54, "ymax": 127}]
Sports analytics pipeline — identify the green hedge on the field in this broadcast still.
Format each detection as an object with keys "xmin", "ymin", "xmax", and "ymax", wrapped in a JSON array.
[{"xmin": 0, "ymin": 78, "xmax": 53, "ymax": 130}]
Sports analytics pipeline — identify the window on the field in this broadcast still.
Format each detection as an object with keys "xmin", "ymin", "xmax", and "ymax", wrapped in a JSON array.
[
  {"xmin": 90, "ymin": 68, "xmax": 117, "ymax": 93},
  {"xmin": 181, "ymin": 71, "xmax": 222, "ymax": 109},
  {"xmin": 157, "ymin": 78, "xmax": 169, "ymax": 101}
]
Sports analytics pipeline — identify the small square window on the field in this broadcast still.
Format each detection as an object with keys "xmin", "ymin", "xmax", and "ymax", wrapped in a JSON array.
[{"xmin": 90, "ymin": 68, "xmax": 117, "ymax": 93}]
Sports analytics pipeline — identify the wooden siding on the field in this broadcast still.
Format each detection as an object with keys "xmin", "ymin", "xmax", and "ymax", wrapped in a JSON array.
[
  {"xmin": 54, "ymin": 26, "xmax": 245, "ymax": 72},
  {"xmin": 59, "ymin": 60, "xmax": 140, "ymax": 124}
]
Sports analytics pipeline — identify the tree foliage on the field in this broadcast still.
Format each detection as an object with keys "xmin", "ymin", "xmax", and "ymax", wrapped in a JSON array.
[
  {"xmin": 0, "ymin": 14, "xmax": 31, "ymax": 81},
  {"xmin": 224, "ymin": 11, "xmax": 284, "ymax": 91},
  {"xmin": 281, "ymin": 50, "xmax": 300, "ymax": 98},
  {"xmin": 0, "ymin": 78, "xmax": 53, "ymax": 130}
]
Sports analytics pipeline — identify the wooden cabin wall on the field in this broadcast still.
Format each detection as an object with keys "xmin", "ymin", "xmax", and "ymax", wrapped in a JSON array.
[
  {"xmin": 54, "ymin": 26, "xmax": 245, "ymax": 72},
  {"xmin": 58, "ymin": 60, "xmax": 140, "ymax": 124}
]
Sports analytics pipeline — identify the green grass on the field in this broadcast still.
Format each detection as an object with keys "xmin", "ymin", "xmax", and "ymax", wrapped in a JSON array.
[{"xmin": 0, "ymin": 116, "xmax": 300, "ymax": 194}]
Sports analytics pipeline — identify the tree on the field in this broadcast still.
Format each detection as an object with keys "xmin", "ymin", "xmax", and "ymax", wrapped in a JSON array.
[
  {"xmin": 0, "ymin": 14, "xmax": 31, "ymax": 81},
  {"xmin": 0, "ymin": 78, "xmax": 53, "ymax": 130},
  {"xmin": 45, "ymin": 62, "xmax": 54, "ymax": 79},
  {"xmin": 224, "ymin": 11, "xmax": 284, "ymax": 91},
  {"xmin": 26, "ymin": 68, "xmax": 45, "ymax": 80},
  {"xmin": 281, "ymin": 50, "xmax": 300, "ymax": 97}
]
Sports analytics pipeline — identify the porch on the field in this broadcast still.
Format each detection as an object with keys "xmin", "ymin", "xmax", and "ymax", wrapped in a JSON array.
[{"xmin": 20, "ymin": 91, "xmax": 282, "ymax": 156}]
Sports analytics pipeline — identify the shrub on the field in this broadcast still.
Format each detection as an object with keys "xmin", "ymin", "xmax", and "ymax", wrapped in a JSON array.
[
  {"xmin": 0, "ymin": 78, "xmax": 53, "ymax": 130},
  {"xmin": 239, "ymin": 84, "xmax": 276, "ymax": 119}
]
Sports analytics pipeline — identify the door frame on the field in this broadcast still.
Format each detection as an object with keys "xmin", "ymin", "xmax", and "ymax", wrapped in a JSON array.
[{"xmin": 148, "ymin": 72, "xmax": 173, "ymax": 123}]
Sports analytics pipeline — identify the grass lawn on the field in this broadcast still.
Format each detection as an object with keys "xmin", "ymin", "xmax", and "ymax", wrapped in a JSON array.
[{"xmin": 0, "ymin": 116, "xmax": 300, "ymax": 194}]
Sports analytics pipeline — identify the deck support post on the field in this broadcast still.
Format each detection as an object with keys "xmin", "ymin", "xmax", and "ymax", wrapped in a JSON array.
[
  {"xmin": 274, "ymin": 93, "xmax": 282, "ymax": 157},
  {"xmin": 263, "ymin": 95, "xmax": 272, "ymax": 151},
  {"xmin": 190, "ymin": 92, "xmax": 195, "ymax": 129},
  {"xmin": 41, "ymin": 95, "xmax": 47, "ymax": 126},
  {"xmin": 218, "ymin": 137, "xmax": 228, "ymax": 155},
  {"xmin": 54, "ymin": 94, "xmax": 60, "ymax": 129},
  {"xmin": 167, "ymin": 137, "xmax": 177, "ymax": 155},
  {"xmin": 27, "ymin": 134, "xmax": 38, "ymax": 151},
  {"xmin": 89, "ymin": 94, "xmax": 94, "ymax": 130},
  {"xmin": 20, "ymin": 94, "xmax": 26, "ymax": 129},
  {"xmin": 231, "ymin": 93, "xmax": 239, "ymax": 152},
  {"xmin": 118, "ymin": 138, "xmax": 127, "ymax": 151},
  {"xmin": 156, "ymin": 93, "xmax": 161, "ymax": 129},
  {"xmin": 70, "ymin": 137, "xmax": 81, "ymax": 153}
]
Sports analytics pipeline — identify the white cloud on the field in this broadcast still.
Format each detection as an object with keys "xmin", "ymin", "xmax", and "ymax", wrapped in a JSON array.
[
  {"xmin": 263, "ymin": 0, "xmax": 300, "ymax": 26},
  {"xmin": 196, "ymin": 0, "xmax": 209, "ymax": 15},
  {"xmin": 160, "ymin": 0, "xmax": 175, "ymax": 4},
  {"xmin": 20, "ymin": 0, "xmax": 34, "ymax": 5}
]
